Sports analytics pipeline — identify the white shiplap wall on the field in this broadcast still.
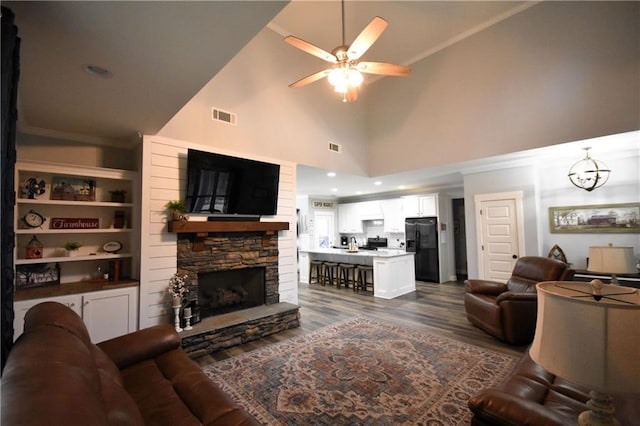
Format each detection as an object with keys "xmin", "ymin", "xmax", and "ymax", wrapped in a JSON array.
[{"xmin": 140, "ymin": 135, "xmax": 298, "ymax": 328}]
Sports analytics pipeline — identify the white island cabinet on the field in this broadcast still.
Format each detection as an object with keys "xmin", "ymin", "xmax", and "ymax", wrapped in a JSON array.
[{"xmin": 299, "ymin": 248, "xmax": 415, "ymax": 299}]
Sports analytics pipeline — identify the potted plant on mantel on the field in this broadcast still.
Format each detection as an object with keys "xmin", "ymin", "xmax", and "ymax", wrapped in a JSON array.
[
  {"xmin": 64, "ymin": 241, "xmax": 82, "ymax": 257},
  {"xmin": 165, "ymin": 200, "xmax": 188, "ymax": 221}
]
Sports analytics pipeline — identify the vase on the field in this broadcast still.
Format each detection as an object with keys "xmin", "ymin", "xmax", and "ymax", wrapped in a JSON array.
[
  {"xmin": 66, "ymin": 249, "xmax": 79, "ymax": 257},
  {"xmin": 172, "ymin": 295, "xmax": 183, "ymax": 332}
]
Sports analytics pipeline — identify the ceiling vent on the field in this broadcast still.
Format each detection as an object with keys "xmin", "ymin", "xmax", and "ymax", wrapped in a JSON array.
[
  {"xmin": 211, "ymin": 108, "xmax": 237, "ymax": 126},
  {"xmin": 328, "ymin": 141, "xmax": 342, "ymax": 153}
]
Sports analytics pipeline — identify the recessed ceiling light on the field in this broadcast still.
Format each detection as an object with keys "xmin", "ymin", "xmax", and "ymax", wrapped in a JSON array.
[
  {"xmin": 331, "ymin": 188, "xmax": 338, "ymax": 192},
  {"xmin": 356, "ymin": 191, "xmax": 363, "ymax": 195},
  {"xmin": 84, "ymin": 64, "xmax": 113, "ymax": 78},
  {"xmin": 374, "ymin": 181, "xmax": 382, "ymax": 186},
  {"xmin": 327, "ymin": 172, "xmax": 336, "ymax": 177},
  {"xmin": 398, "ymin": 185, "xmax": 406, "ymax": 190}
]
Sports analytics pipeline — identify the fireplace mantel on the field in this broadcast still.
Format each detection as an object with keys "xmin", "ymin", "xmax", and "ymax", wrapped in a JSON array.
[{"xmin": 168, "ymin": 220, "xmax": 289, "ymax": 249}]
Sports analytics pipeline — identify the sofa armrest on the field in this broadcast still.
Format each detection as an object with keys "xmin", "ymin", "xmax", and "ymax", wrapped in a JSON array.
[
  {"xmin": 465, "ymin": 279, "xmax": 508, "ymax": 295},
  {"xmin": 495, "ymin": 291, "xmax": 537, "ymax": 304},
  {"xmin": 97, "ymin": 324, "xmax": 181, "ymax": 370},
  {"xmin": 469, "ymin": 389, "xmax": 570, "ymax": 426}
]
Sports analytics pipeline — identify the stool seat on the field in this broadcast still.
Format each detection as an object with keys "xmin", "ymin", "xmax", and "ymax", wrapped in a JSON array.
[
  {"xmin": 354, "ymin": 265, "xmax": 374, "ymax": 293},
  {"xmin": 337, "ymin": 263, "xmax": 356, "ymax": 289}
]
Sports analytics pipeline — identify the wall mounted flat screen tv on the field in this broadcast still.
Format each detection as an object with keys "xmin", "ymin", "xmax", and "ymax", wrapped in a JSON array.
[{"xmin": 185, "ymin": 149, "xmax": 280, "ymax": 217}]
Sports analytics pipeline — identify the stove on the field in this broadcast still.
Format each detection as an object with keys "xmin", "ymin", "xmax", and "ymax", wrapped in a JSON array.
[{"xmin": 359, "ymin": 237, "xmax": 388, "ymax": 251}]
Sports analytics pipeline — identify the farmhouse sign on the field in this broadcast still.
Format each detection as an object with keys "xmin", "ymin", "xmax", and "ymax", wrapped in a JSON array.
[{"xmin": 50, "ymin": 218, "xmax": 99, "ymax": 230}]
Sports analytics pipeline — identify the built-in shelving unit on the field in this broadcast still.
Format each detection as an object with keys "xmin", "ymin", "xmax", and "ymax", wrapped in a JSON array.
[{"xmin": 14, "ymin": 160, "xmax": 139, "ymax": 287}]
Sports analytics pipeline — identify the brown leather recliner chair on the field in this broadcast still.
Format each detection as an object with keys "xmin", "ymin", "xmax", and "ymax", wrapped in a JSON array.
[{"xmin": 464, "ymin": 256, "xmax": 574, "ymax": 345}]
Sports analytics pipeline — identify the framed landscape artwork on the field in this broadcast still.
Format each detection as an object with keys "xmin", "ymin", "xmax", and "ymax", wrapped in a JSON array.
[{"xmin": 549, "ymin": 203, "xmax": 640, "ymax": 233}]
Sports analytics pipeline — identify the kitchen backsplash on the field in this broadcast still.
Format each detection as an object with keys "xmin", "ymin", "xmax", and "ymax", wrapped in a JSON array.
[{"xmin": 341, "ymin": 220, "xmax": 405, "ymax": 248}]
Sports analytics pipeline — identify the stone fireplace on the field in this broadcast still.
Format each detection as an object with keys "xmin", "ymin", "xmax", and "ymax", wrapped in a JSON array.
[
  {"xmin": 171, "ymin": 223, "xmax": 299, "ymax": 357},
  {"xmin": 176, "ymin": 232, "xmax": 280, "ymax": 318}
]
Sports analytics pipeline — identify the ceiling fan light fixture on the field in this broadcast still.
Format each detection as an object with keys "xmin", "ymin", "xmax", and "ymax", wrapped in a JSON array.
[{"xmin": 348, "ymin": 69, "xmax": 363, "ymax": 87}]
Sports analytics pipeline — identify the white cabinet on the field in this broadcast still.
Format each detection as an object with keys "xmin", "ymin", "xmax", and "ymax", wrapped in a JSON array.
[
  {"xmin": 14, "ymin": 161, "xmax": 138, "ymax": 285},
  {"xmin": 14, "ymin": 285, "xmax": 138, "ymax": 342},
  {"xmin": 373, "ymin": 254, "xmax": 416, "ymax": 299},
  {"xmin": 338, "ymin": 203, "xmax": 363, "ymax": 233},
  {"xmin": 402, "ymin": 194, "xmax": 438, "ymax": 218},
  {"xmin": 380, "ymin": 199, "xmax": 405, "ymax": 233},
  {"xmin": 359, "ymin": 201, "xmax": 383, "ymax": 220}
]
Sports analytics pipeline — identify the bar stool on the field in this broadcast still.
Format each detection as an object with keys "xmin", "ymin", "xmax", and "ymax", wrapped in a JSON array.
[
  {"xmin": 337, "ymin": 263, "xmax": 356, "ymax": 289},
  {"xmin": 309, "ymin": 260, "xmax": 323, "ymax": 284},
  {"xmin": 322, "ymin": 262, "xmax": 338, "ymax": 287},
  {"xmin": 354, "ymin": 265, "xmax": 374, "ymax": 293}
]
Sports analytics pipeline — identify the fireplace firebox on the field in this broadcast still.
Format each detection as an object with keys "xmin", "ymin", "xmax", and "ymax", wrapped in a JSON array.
[{"xmin": 197, "ymin": 267, "xmax": 265, "ymax": 319}]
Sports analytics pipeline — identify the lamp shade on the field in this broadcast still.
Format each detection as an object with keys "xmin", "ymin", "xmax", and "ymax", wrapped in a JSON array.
[
  {"xmin": 588, "ymin": 245, "xmax": 636, "ymax": 274},
  {"xmin": 530, "ymin": 281, "xmax": 640, "ymax": 394}
]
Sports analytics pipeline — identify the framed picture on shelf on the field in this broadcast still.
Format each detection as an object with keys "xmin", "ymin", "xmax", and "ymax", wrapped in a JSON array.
[
  {"xmin": 549, "ymin": 203, "xmax": 640, "ymax": 233},
  {"xmin": 15, "ymin": 263, "xmax": 61, "ymax": 290},
  {"xmin": 50, "ymin": 176, "xmax": 96, "ymax": 201}
]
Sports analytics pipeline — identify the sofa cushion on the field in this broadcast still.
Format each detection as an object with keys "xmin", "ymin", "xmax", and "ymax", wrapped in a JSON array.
[{"xmin": 120, "ymin": 347, "xmax": 256, "ymax": 426}]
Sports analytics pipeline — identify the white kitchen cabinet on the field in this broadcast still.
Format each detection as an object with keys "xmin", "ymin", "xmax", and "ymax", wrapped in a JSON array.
[
  {"xmin": 338, "ymin": 203, "xmax": 363, "ymax": 233},
  {"xmin": 372, "ymin": 254, "xmax": 416, "ymax": 299},
  {"xmin": 380, "ymin": 199, "xmax": 405, "ymax": 233},
  {"xmin": 402, "ymin": 194, "xmax": 438, "ymax": 218},
  {"xmin": 14, "ymin": 284, "xmax": 138, "ymax": 342}
]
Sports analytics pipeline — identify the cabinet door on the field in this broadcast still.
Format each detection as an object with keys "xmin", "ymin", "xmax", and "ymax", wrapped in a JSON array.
[
  {"xmin": 402, "ymin": 197, "xmax": 420, "ymax": 218},
  {"xmin": 419, "ymin": 195, "xmax": 438, "ymax": 217},
  {"xmin": 381, "ymin": 199, "xmax": 404, "ymax": 233},
  {"xmin": 82, "ymin": 287, "xmax": 138, "ymax": 343},
  {"xmin": 338, "ymin": 204, "xmax": 363, "ymax": 233},
  {"xmin": 14, "ymin": 294, "xmax": 82, "ymax": 340}
]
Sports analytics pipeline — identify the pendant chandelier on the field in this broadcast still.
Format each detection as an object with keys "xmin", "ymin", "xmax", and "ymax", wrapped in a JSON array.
[{"xmin": 567, "ymin": 147, "xmax": 611, "ymax": 192}]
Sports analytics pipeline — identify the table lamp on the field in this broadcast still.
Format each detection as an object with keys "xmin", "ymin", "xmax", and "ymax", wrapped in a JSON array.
[
  {"xmin": 588, "ymin": 244, "xmax": 636, "ymax": 284},
  {"xmin": 530, "ymin": 281, "xmax": 640, "ymax": 426}
]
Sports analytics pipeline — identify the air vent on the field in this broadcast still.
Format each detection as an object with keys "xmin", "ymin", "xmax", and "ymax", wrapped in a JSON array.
[
  {"xmin": 328, "ymin": 141, "xmax": 342, "ymax": 153},
  {"xmin": 211, "ymin": 108, "xmax": 237, "ymax": 126}
]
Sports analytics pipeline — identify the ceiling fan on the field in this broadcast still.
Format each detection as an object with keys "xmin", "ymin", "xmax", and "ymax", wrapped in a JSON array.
[{"xmin": 284, "ymin": 0, "xmax": 411, "ymax": 102}]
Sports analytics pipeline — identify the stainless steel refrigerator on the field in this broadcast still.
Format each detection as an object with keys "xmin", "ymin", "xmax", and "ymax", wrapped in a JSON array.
[{"xmin": 405, "ymin": 217, "xmax": 439, "ymax": 282}]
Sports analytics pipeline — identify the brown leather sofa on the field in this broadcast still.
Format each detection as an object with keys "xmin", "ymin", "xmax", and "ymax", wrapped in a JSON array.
[
  {"xmin": 464, "ymin": 256, "xmax": 574, "ymax": 345},
  {"xmin": 1, "ymin": 301, "xmax": 259, "ymax": 426},
  {"xmin": 468, "ymin": 350, "xmax": 640, "ymax": 425}
]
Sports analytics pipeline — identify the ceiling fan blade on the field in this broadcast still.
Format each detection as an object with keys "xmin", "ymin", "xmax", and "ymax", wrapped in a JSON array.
[
  {"xmin": 357, "ymin": 61, "xmax": 411, "ymax": 76},
  {"xmin": 347, "ymin": 16, "xmax": 388, "ymax": 60},
  {"xmin": 289, "ymin": 69, "xmax": 331, "ymax": 88},
  {"xmin": 284, "ymin": 36, "xmax": 337, "ymax": 63}
]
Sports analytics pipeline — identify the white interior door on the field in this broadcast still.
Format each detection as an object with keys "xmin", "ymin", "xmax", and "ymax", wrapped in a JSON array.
[
  {"xmin": 314, "ymin": 211, "xmax": 335, "ymax": 249},
  {"xmin": 475, "ymin": 191, "xmax": 525, "ymax": 281}
]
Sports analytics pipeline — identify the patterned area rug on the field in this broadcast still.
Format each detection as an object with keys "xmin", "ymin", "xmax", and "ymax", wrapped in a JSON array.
[{"xmin": 203, "ymin": 317, "xmax": 517, "ymax": 425}]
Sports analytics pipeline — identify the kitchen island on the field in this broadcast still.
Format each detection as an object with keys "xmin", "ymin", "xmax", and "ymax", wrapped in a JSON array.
[{"xmin": 299, "ymin": 248, "xmax": 415, "ymax": 299}]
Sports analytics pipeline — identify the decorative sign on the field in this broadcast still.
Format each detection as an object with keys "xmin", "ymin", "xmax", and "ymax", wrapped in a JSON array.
[
  {"xmin": 50, "ymin": 218, "xmax": 99, "ymax": 230},
  {"xmin": 312, "ymin": 200, "xmax": 336, "ymax": 209}
]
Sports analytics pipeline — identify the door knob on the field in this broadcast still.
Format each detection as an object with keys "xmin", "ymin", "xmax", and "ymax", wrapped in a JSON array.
[{"xmin": 512, "ymin": 254, "xmax": 518, "ymax": 259}]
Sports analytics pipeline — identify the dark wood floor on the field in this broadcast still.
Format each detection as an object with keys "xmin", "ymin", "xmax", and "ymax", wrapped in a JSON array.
[{"xmin": 194, "ymin": 280, "xmax": 526, "ymax": 367}]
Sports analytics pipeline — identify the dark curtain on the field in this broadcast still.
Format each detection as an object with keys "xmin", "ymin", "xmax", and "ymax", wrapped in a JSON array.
[{"xmin": 1, "ymin": 6, "xmax": 20, "ymax": 372}]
